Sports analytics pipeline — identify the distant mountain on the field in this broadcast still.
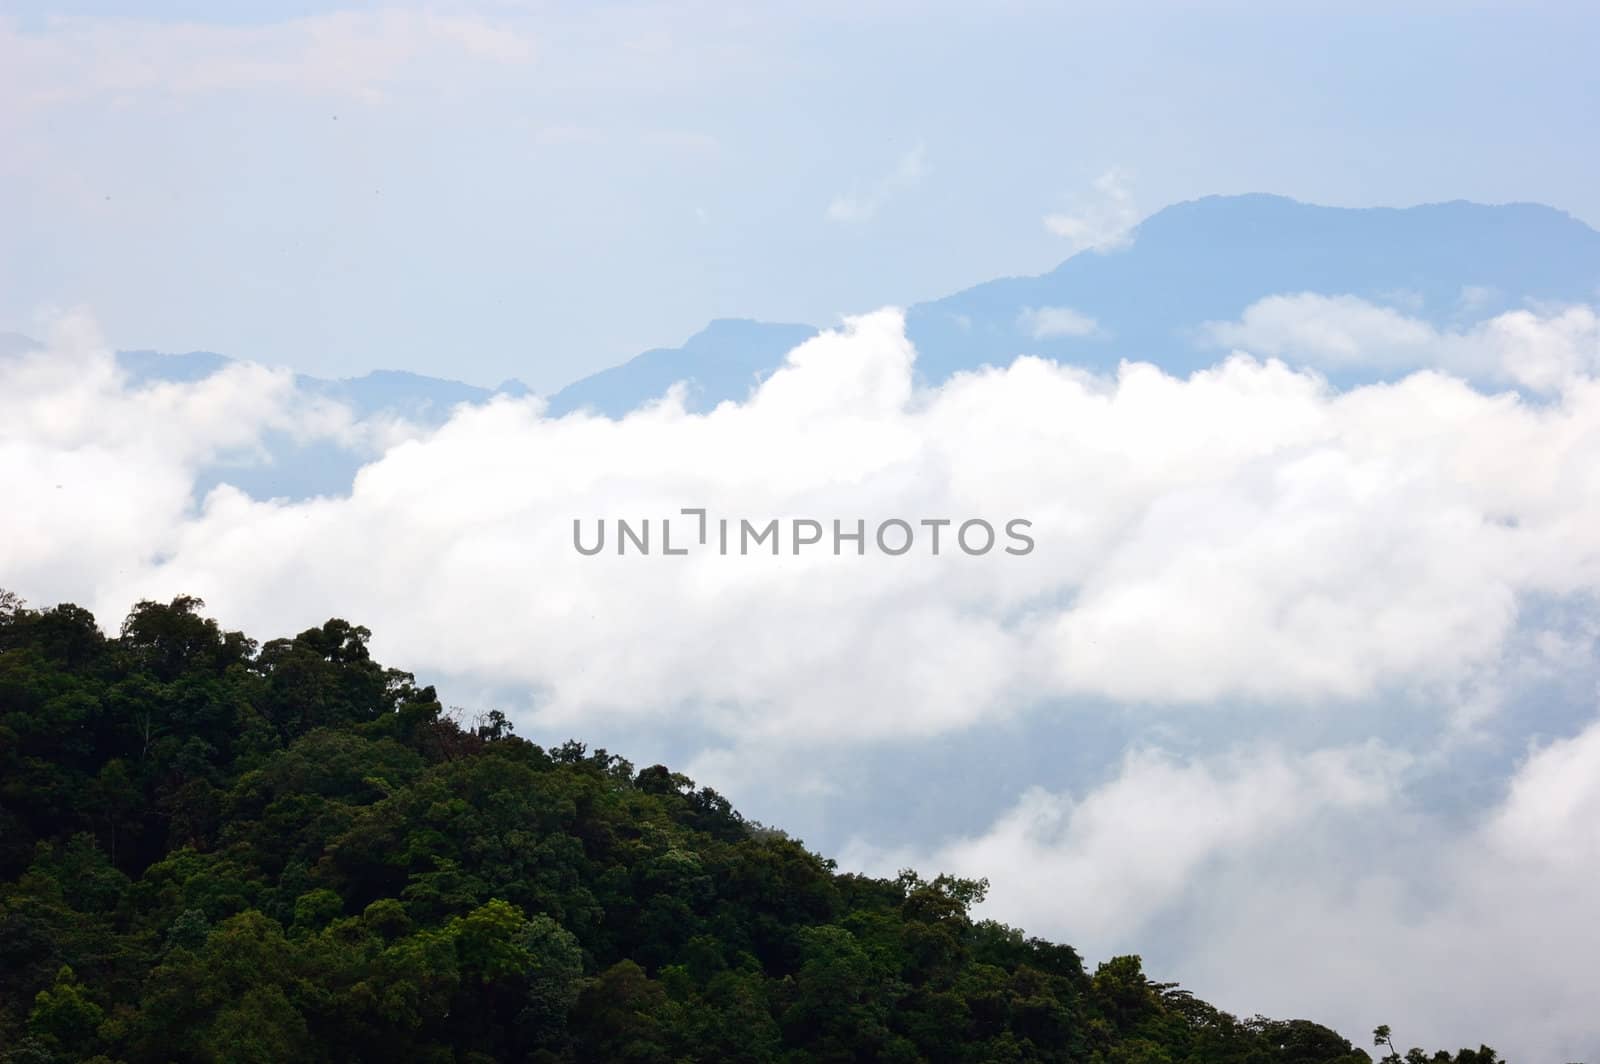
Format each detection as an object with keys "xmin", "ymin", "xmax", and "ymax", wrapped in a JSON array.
[
  {"xmin": 298, "ymin": 368, "xmax": 529, "ymax": 420},
  {"xmin": 902, "ymin": 194, "xmax": 1600, "ymax": 386},
  {"xmin": 113, "ymin": 356, "xmax": 529, "ymax": 422},
  {"xmin": 11, "ymin": 194, "xmax": 1600, "ymax": 501},
  {"xmin": 197, "ymin": 370, "xmax": 532, "ymax": 500},
  {"xmin": 2, "ymin": 337, "xmax": 533, "ymax": 499},
  {"xmin": 3, "ymin": 335, "xmax": 527, "ymax": 427},
  {"xmin": 545, "ymin": 318, "xmax": 819, "ymax": 418},
  {"xmin": 118, "ymin": 348, "xmax": 235, "ymax": 386},
  {"xmin": 546, "ymin": 194, "xmax": 1600, "ymax": 408}
]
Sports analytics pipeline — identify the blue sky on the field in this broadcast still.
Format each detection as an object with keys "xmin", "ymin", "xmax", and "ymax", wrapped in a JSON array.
[{"xmin": 3, "ymin": 1, "xmax": 1597, "ymax": 389}]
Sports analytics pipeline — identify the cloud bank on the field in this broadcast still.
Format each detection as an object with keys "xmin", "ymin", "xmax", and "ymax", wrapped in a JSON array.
[
  {"xmin": 844, "ymin": 719, "xmax": 1600, "ymax": 1063},
  {"xmin": 1204, "ymin": 293, "xmax": 1600, "ymax": 390},
  {"xmin": 8, "ymin": 304, "xmax": 1599, "ymax": 738},
  {"xmin": 5, "ymin": 298, "xmax": 1600, "ymax": 1058}
]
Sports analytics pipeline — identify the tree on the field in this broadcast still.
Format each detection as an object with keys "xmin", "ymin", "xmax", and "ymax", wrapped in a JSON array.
[
  {"xmin": 0, "ymin": 597, "xmax": 1503, "ymax": 1063},
  {"xmin": 28, "ymin": 965, "xmax": 105, "ymax": 1056}
]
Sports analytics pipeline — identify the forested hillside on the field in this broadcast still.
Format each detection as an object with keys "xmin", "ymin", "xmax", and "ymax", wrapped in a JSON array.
[{"xmin": 0, "ymin": 593, "xmax": 1500, "ymax": 1063}]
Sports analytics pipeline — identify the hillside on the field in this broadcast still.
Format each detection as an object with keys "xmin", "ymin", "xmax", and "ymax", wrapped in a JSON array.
[{"xmin": 0, "ymin": 592, "xmax": 1499, "ymax": 1063}]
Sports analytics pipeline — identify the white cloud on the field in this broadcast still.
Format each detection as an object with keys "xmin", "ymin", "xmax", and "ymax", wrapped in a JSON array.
[
  {"xmin": 1202, "ymin": 293, "xmax": 1439, "ymax": 367},
  {"xmin": 826, "ymin": 144, "xmax": 927, "ymax": 223},
  {"xmin": 1185, "ymin": 715, "xmax": 1600, "ymax": 1064},
  {"xmin": 1018, "ymin": 305, "xmax": 1103, "ymax": 339},
  {"xmin": 1485, "ymin": 714, "xmax": 1600, "ymax": 869},
  {"xmin": 1201, "ymin": 293, "xmax": 1600, "ymax": 391},
  {"xmin": 842, "ymin": 713, "xmax": 1600, "ymax": 1061},
  {"xmin": 841, "ymin": 742, "xmax": 1400, "ymax": 947},
  {"xmin": 6, "ymin": 303, "xmax": 1600, "ymax": 744},
  {"xmin": 1043, "ymin": 168, "xmax": 1139, "ymax": 253},
  {"xmin": 0, "ymin": 311, "xmax": 415, "ymax": 606}
]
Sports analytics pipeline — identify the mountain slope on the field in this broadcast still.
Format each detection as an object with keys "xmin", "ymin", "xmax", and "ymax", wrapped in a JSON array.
[
  {"xmin": 903, "ymin": 195, "xmax": 1600, "ymax": 384},
  {"xmin": 0, "ymin": 593, "xmax": 1498, "ymax": 1063},
  {"xmin": 547, "ymin": 194, "xmax": 1600, "ymax": 407},
  {"xmin": 545, "ymin": 318, "xmax": 819, "ymax": 418}
]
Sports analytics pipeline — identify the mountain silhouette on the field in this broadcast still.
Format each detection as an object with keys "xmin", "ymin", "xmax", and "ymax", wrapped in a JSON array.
[{"xmin": 10, "ymin": 194, "xmax": 1598, "ymax": 500}]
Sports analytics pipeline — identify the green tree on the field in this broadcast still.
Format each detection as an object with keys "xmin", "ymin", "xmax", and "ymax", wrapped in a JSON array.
[{"xmin": 28, "ymin": 964, "xmax": 105, "ymax": 1056}]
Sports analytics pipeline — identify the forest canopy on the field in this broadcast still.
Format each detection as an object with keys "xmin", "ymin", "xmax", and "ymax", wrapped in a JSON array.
[{"xmin": 0, "ymin": 592, "xmax": 1501, "ymax": 1063}]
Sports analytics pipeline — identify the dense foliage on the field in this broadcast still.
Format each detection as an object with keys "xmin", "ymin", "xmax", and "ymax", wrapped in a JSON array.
[{"xmin": 0, "ymin": 593, "xmax": 1502, "ymax": 1063}]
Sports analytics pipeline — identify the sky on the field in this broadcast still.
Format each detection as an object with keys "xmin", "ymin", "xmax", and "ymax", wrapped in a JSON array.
[
  {"xmin": 3, "ymin": 1, "xmax": 1599, "ymax": 390},
  {"xmin": 7, "ymin": 2, "xmax": 1600, "ymax": 1059}
]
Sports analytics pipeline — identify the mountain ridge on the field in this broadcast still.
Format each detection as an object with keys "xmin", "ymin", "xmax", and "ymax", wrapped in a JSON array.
[
  {"xmin": 10, "ymin": 193, "xmax": 1599, "ymax": 410},
  {"xmin": 0, "ymin": 592, "xmax": 1501, "ymax": 1062},
  {"xmin": 8, "ymin": 193, "xmax": 1599, "ymax": 499}
]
